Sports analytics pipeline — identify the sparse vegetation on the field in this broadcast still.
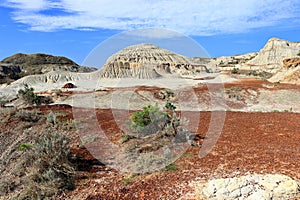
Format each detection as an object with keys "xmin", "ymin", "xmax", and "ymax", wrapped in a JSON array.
[
  {"xmin": 120, "ymin": 134, "xmax": 135, "ymax": 144},
  {"xmin": 225, "ymin": 87, "xmax": 243, "ymax": 101},
  {"xmin": 46, "ymin": 110, "xmax": 69, "ymax": 126},
  {"xmin": 78, "ymin": 134, "xmax": 99, "ymax": 147},
  {"xmin": 18, "ymin": 84, "xmax": 53, "ymax": 105},
  {"xmin": 165, "ymin": 163, "xmax": 177, "ymax": 171},
  {"xmin": 0, "ymin": 106, "xmax": 80, "ymax": 199},
  {"xmin": 121, "ymin": 100, "xmax": 193, "ymax": 161},
  {"xmin": 18, "ymin": 127, "xmax": 75, "ymax": 199},
  {"xmin": 123, "ymin": 174, "xmax": 136, "ymax": 185},
  {"xmin": 16, "ymin": 109, "xmax": 42, "ymax": 122},
  {"xmin": 18, "ymin": 84, "xmax": 41, "ymax": 105},
  {"xmin": 18, "ymin": 143, "xmax": 34, "ymax": 151},
  {"xmin": 60, "ymin": 119, "xmax": 76, "ymax": 131},
  {"xmin": 297, "ymin": 51, "xmax": 300, "ymax": 56},
  {"xmin": 129, "ymin": 103, "xmax": 170, "ymax": 136},
  {"xmin": 231, "ymin": 68, "xmax": 239, "ymax": 74}
]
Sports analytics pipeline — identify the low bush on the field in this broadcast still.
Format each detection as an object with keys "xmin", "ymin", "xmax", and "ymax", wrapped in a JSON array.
[
  {"xmin": 18, "ymin": 128, "xmax": 75, "ymax": 199},
  {"xmin": 123, "ymin": 101, "xmax": 192, "ymax": 155},
  {"xmin": 16, "ymin": 109, "xmax": 42, "ymax": 122},
  {"xmin": 129, "ymin": 103, "xmax": 170, "ymax": 136},
  {"xmin": 231, "ymin": 68, "xmax": 239, "ymax": 74},
  {"xmin": 18, "ymin": 84, "xmax": 41, "ymax": 105}
]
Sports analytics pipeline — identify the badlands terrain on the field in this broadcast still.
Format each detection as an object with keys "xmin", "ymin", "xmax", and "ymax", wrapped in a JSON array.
[{"xmin": 0, "ymin": 38, "xmax": 300, "ymax": 199}]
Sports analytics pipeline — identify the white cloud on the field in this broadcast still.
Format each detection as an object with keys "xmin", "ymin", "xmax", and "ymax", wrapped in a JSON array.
[{"xmin": 2, "ymin": 0, "xmax": 300, "ymax": 36}]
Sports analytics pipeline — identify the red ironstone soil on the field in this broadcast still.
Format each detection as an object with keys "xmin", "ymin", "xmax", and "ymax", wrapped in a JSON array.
[{"xmin": 52, "ymin": 106, "xmax": 300, "ymax": 200}]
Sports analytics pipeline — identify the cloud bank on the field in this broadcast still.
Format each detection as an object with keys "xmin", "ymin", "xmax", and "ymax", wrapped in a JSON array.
[{"xmin": 2, "ymin": 0, "xmax": 300, "ymax": 36}]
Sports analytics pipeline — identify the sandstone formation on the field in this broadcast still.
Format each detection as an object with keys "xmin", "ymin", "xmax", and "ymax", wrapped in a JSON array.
[
  {"xmin": 240, "ymin": 38, "xmax": 300, "ymax": 73},
  {"xmin": 209, "ymin": 38, "xmax": 300, "ymax": 83},
  {"xmin": 100, "ymin": 44, "xmax": 209, "ymax": 78},
  {"xmin": 283, "ymin": 57, "xmax": 300, "ymax": 69},
  {"xmin": 206, "ymin": 52, "xmax": 258, "ymax": 72},
  {"xmin": 269, "ymin": 57, "xmax": 300, "ymax": 84}
]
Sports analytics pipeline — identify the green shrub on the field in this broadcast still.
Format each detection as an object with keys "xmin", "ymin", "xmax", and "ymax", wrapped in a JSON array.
[
  {"xmin": 165, "ymin": 101, "xmax": 176, "ymax": 110},
  {"xmin": 123, "ymin": 174, "xmax": 135, "ymax": 185},
  {"xmin": 297, "ymin": 51, "xmax": 300, "ymax": 56},
  {"xmin": 165, "ymin": 163, "xmax": 177, "ymax": 171},
  {"xmin": 231, "ymin": 68, "xmax": 239, "ymax": 74},
  {"xmin": 129, "ymin": 104, "xmax": 170, "ymax": 136},
  {"xmin": 18, "ymin": 84, "xmax": 41, "ymax": 105},
  {"xmin": 19, "ymin": 143, "xmax": 34, "ymax": 151}
]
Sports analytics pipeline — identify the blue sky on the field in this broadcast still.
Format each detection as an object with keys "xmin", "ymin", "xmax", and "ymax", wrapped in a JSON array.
[{"xmin": 1, "ymin": 0, "xmax": 300, "ymax": 68}]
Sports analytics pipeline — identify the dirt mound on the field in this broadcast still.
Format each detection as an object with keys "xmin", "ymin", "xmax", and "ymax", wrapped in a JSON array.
[
  {"xmin": 100, "ymin": 44, "xmax": 208, "ymax": 78},
  {"xmin": 62, "ymin": 83, "xmax": 77, "ymax": 88}
]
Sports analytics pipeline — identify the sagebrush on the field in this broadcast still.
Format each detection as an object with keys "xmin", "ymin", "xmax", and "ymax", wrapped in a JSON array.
[{"xmin": 18, "ymin": 127, "xmax": 75, "ymax": 199}]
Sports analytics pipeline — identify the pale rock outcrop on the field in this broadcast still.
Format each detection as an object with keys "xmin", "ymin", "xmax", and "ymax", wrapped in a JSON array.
[
  {"xmin": 241, "ymin": 38, "xmax": 300, "ymax": 73},
  {"xmin": 99, "ymin": 44, "xmax": 209, "ymax": 78},
  {"xmin": 269, "ymin": 57, "xmax": 300, "ymax": 84},
  {"xmin": 207, "ymin": 53, "xmax": 257, "ymax": 72},
  {"xmin": 197, "ymin": 174, "xmax": 300, "ymax": 200}
]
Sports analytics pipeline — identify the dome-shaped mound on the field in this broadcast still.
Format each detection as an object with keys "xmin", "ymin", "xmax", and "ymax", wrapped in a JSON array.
[{"xmin": 100, "ymin": 44, "xmax": 208, "ymax": 78}]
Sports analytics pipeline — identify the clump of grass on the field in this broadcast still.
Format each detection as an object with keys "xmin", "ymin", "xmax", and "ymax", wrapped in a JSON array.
[
  {"xmin": 123, "ymin": 174, "xmax": 136, "ymax": 185},
  {"xmin": 165, "ymin": 163, "xmax": 177, "ymax": 171},
  {"xmin": 18, "ymin": 143, "xmax": 34, "ymax": 151}
]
